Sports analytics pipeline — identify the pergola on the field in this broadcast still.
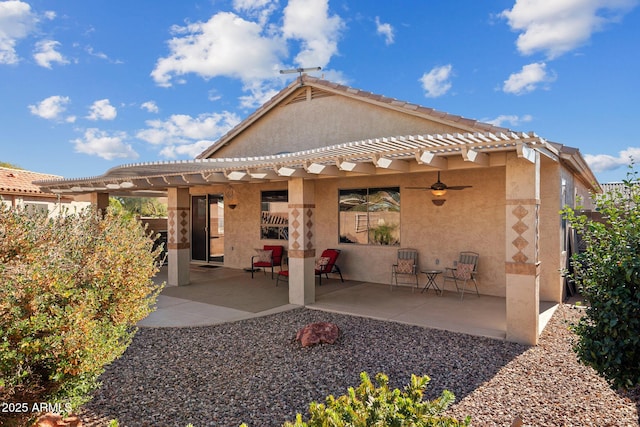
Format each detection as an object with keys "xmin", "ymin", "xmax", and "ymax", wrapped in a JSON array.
[{"xmin": 36, "ymin": 130, "xmax": 570, "ymax": 191}]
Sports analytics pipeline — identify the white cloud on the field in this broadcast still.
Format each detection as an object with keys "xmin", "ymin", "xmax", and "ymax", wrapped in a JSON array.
[
  {"xmin": 238, "ymin": 80, "xmax": 279, "ymax": 109},
  {"xmin": 484, "ymin": 114, "xmax": 533, "ymax": 128},
  {"xmin": 419, "ymin": 64, "xmax": 453, "ymax": 98},
  {"xmin": 282, "ymin": 0, "xmax": 344, "ymax": 67},
  {"xmin": 503, "ymin": 62, "xmax": 556, "ymax": 95},
  {"xmin": 159, "ymin": 140, "xmax": 217, "ymax": 158},
  {"xmin": 232, "ymin": 0, "xmax": 277, "ymax": 25},
  {"xmin": 233, "ymin": 0, "xmax": 273, "ymax": 10},
  {"xmin": 136, "ymin": 112, "xmax": 240, "ymax": 158},
  {"xmin": 375, "ymin": 16, "xmax": 394, "ymax": 45},
  {"xmin": 500, "ymin": 0, "xmax": 638, "ymax": 59},
  {"xmin": 33, "ymin": 39, "xmax": 68, "ymax": 68},
  {"xmin": 72, "ymin": 128, "xmax": 138, "ymax": 160},
  {"xmin": 141, "ymin": 101, "xmax": 159, "ymax": 113},
  {"xmin": 0, "ymin": 0, "xmax": 37, "ymax": 64},
  {"xmin": 150, "ymin": 0, "xmax": 344, "ymax": 112},
  {"xmin": 28, "ymin": 95, "xmax": 70, "ymax": 120},
  {"xmin": 151, "ymin": 11, "xmax": 285, "ymax": 88},
  {"xmin": 585, "ymin": 147, "xmax": 640, "ymax": 173},
  {"xmin": 86, "ymin": 99, "xmax": 117, "ymax": 121},
  {"xmin": 85, "ymin": 45, "xmax": 123, "ymax": 64},
  {"xmin": 208, "ymin": 89, "xmax": 222, "ymax": 102}
]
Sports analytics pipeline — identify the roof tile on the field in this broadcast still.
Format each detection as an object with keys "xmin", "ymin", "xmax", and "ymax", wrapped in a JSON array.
[{"xmin": 0, "ymin": 167, "xmax": 61, "ymax": 195}]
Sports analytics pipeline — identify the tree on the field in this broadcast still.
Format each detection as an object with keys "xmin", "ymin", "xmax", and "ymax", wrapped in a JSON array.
[
  {"xmin": 110, "ymin": 196, "xmax": 167, "ymax": 218},
  {"xmin": 0, "ymin": 161, "xmax": 22, "ymax": 169},
  {"xmin": 563, "ymin": 170, "xmax": 640, "ymax": 390},
  {"xmin": 0, "ymin": 206, "xmax": 163, "ymax": 425}
]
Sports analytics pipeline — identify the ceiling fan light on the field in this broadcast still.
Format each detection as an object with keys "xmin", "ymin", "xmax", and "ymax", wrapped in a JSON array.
[
  {"xmin": 432, "ymin": 199, "xmax": 446, "ymax": 206},
  {"xmin": 431, "ymin": 189, "xmax": 447, "ymax": 197}
]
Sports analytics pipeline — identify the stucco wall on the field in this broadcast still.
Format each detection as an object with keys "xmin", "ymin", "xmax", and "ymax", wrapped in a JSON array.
[
  {"xmin": 539, "ymin": 157, "xmax": 563, "ymax": 302},
  {"xmin": 213, "ymin": 167, "xmax": 507, "ymax": 296},
  {"xmin": 190, "ymin": 182, "xmax": 289, "ymax": 269},
  {"xmin": 574, "ymin": 176, "xmax": 597, "ymax": 211},
  {"xmin": 189, "ymin": 159, "xmax": 580, "ymax": 302},
  {"xmin": 212, "ymin": 93, "xmax": 464, "ymax": 158},
  {"xmin": 0, "ymin": 194, "xmax": 90, "ymax": 216}
]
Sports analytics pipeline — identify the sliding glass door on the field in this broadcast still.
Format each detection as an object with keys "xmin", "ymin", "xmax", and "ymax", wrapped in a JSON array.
[{"xmin": 191, "ymin": 195, "xmax": 224, "ymax": 263}]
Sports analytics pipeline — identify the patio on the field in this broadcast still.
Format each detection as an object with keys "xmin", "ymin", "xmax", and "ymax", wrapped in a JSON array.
[{"xmin": 140, "ymin": 265, "xmax": 559, "ymax": 341}]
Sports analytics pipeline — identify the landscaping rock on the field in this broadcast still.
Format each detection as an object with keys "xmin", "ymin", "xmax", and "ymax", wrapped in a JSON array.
[
  {"xmin": 35, "ymin": 413, "xmax": 83, "ymax": 427},
  {"xmin": 295, "ymin": 322, "xmax": 339, "ymax": 347}
]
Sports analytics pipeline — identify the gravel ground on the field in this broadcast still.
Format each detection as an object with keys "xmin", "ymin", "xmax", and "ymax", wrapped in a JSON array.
[{"xmin": 79, "ymin": 304, "xmax": 639, "ymax": 427}]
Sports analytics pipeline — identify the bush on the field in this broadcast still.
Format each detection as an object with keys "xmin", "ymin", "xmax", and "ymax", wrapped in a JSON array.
[
  {"xmin": 273, "ymin": 372, "xmax": 470, "ymax": 427},
  {"xmin": 0, "ymin": 206, "xmax": 163, "ymax": 424},
  {"xmin": 563, "ymin": 172, "xmax": 640, "ymax": 390}
]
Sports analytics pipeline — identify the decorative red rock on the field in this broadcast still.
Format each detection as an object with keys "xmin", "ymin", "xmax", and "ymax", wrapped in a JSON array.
[
  {"xmin": 296, "ymin": 322, "xmax": 339, "ymax": 347},
  {"xmin": 35, "ymin": 413, "xmax": 83, "ymax": 427}
]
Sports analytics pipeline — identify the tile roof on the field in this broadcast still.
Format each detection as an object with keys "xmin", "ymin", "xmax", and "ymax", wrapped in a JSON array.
[{"xmin": 0, "ymin": 167, "xmax": 62, "ymax": 196}]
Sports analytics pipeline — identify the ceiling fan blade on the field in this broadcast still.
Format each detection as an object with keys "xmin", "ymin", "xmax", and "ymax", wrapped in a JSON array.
[
  {"xmin": 447, "ymin": 185, "xmax": 473, "ymax": 190},
  {"xmin": 405, "ymin": 186, "xmax": 431, "ymax": 189}
]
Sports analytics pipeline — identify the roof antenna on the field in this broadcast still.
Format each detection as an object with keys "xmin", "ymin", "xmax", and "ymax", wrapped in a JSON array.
[{"xmin": 279, "ymin": 66, "xmax": 322, "ymax": 86}]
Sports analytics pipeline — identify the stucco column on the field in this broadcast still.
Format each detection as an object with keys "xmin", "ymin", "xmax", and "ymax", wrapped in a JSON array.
[
  {"xmin": 287, "ymin": 178, "xmax": 316, "ymax": 305},
  {"xmin": 90, "ymin": 192, "xmax": 109, "ymax": 215},
  {"xmin": 167, "ymin": 187, "xmax": 190, "ymax": 286},
  {"xmin": 505, "ymin": 151, "xmax": 541, "ymax": 345}
]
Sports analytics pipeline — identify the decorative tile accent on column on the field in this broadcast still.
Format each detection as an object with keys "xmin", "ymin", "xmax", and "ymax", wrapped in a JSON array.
[
  {"xmin": 289, "ymin": 204, "xmax": 315, "ymax": 258},
  {"xmin": 167, "ymin": 207, "xmax": 190, "ymax": 250},
  {"xmin": 535, "ymin": 204, "xmax": 540, "ymax": 262},
  {"xmin": 290, "ymin": 207, "xmax": 301, "ymax": 250},
  {"xmin": 305, "ymin": 208, "xmax": 314, "ymax": 250},
  {"xmin": 511, "ymin": 205, "xmax": 529, "ymax": 263},
  {"xmin": 506, "ymin": 198, "xmax": 539, "ymax": 275}
]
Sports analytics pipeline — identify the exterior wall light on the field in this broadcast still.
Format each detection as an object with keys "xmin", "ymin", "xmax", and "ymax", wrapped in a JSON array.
[{"xmin": 225, "ymin": 185, "xmax": 239, "ymax": 209}]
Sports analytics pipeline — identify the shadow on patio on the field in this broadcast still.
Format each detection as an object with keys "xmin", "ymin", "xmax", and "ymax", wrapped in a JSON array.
[{"xmin": 140, "ymin": 265, "xmax": 558, "ymax": 341}]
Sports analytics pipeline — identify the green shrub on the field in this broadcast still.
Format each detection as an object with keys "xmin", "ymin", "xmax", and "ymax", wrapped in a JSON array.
[
  {"xmin": 0, "ymin": 206, "xmax": 163, "ymax": 424},
  {"xmin": 275, "ymin": 372, "xmax": 470, "ymax": 427},
  {"xmin": 563, "ymin": 171, "xmax": 640, "ymax": 390}
]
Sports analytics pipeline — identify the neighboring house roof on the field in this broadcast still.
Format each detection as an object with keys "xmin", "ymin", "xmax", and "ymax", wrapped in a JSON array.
[
  {"xmin": 197, "ymin": 75, "xmax": 512, "ymax": 159},
  {"xmin": 601, "ymin": 182, "xmax": 629, "ymax": 192},
  {"xmin": 0, "ymin": 167, "xmax": 62, "ymax": 197},
  {"xmin": 600, "ymin": 181, "xmax": 636, "ymax": 198}
]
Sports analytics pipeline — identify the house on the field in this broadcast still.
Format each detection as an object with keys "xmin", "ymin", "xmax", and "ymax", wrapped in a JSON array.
[
  {"xmin": 35, "ymin": 76, "xmax": 600, "ymax": 345},
  {"xmin": 0, "ymin": 166, "xmax": 90, "ymax": 215}
]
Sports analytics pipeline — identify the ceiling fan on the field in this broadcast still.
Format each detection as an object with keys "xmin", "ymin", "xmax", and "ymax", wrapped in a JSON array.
[{"xmin": 406, "ymin": 171, "xmax": 472, "ymax": 196}]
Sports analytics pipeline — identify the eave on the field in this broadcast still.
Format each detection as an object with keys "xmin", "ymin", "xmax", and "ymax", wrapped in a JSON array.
[{"xmin": 35, "ymin": 131, "xmax": 559, "ymax": 195}]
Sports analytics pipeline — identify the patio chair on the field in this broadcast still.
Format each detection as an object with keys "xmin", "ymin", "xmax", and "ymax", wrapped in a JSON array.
[
  {"xmin": 443, "ymin": 251, "xmax": 479, "ymax": 299},
  {"xmin": 390, "ymin": 248, "xmax": 419, "ymax": 291},
  {"xmin": 315, "ymin": 248, "xmax": 344, "ymax": 286},
  {"xmin": 251, "ymin": 245, "xmax": 284, "ymax": 279},
  {"xmin": 275, "ymin": 249, "xmax": 344, "ymax": 286}
]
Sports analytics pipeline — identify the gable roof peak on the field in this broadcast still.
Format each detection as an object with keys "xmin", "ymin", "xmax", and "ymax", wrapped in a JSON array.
[{"xmin": 197, "ymin": 75, "xmax": 513, "ymax": 159}]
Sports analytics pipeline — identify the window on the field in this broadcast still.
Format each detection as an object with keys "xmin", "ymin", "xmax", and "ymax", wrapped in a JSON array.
[
  {"xmin": 261, "ymin": 190, "xmax": 288, "ymax": 240},
  {"xmin": 339, "ymin": 187, "xmax": 400, "ymax": 245},
  {"xmin": 24, "ymin": 202, "xmax": 49, "ymax": 215}
]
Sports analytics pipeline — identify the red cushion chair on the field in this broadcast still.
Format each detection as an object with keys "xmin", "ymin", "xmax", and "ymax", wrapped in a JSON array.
[
  {"xmin": 276, "ymin": 248, "xmax": 344, "ymax": 286},
  {"xmin": 315, "ymin": 249, "xmax": 344, "ymax": 285},
  {"xmin": 251, "ymin": 245, "xmax": 284, "ymax": 279}
]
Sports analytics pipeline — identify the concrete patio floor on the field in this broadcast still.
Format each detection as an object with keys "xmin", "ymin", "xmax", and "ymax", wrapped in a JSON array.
[{"xmin": 139, "ymin": 265, "xmax": 559, "ymax": 341}]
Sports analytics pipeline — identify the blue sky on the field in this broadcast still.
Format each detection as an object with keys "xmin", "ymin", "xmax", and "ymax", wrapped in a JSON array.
[{"xmin": 1, "ymin": 0, "xmax": 639, "ymax": 183}]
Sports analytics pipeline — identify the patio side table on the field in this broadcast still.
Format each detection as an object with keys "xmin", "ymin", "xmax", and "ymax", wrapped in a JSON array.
[{"xmin": 421, "ymin": 270, "xmax": 442, "ymax": 295}]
